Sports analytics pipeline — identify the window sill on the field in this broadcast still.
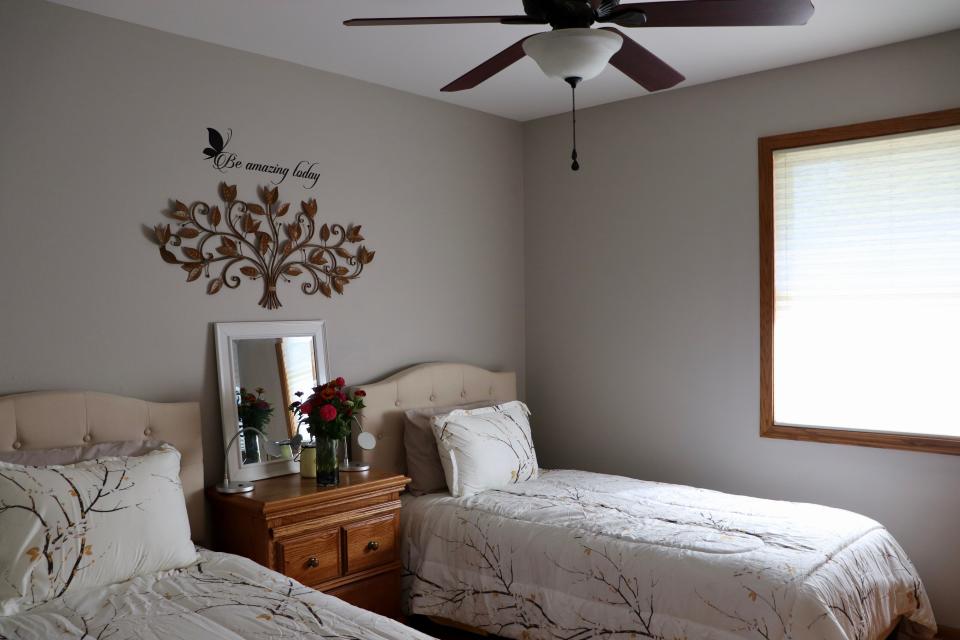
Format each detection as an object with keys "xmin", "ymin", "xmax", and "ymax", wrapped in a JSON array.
[{"xmin": 761, "ymin": 422, "xmax": 960, "ymax": 456}]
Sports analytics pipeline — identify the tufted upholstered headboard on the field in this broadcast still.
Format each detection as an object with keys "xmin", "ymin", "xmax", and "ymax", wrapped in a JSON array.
[
  {"xmin": 354, "ymin": 363, "xmax": 517, "ymax": 475},
  {"xmin": 0, "ymin": 391, "xmax": 205, "ymax": 542}
]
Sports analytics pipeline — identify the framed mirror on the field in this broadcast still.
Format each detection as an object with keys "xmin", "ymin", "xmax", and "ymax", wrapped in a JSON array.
[{"xmin": 215, "ymin": 321, "xmax": 329, "ymax": 483}]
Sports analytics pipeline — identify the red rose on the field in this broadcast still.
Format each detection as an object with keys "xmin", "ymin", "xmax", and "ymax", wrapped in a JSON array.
[
  {"xmin": 337, "ymin": 391, "xmax": 347, "ymax": 401},
  {"xmin": 319, "ymin": 404, "xmax": 337, "ymax": 422},
  {"xmin": 334, "ymin": 377, "xmax": 346, "ymax": 387},
  {"xmin": 320, "ymin": 387, "xmax": 336, "ymax": 400},
  {"xmin": 299, "ymin": 400, "xmax": 314, "ymax": 415},
  {"xmin": 354, "ymin": 389, "xmax": 366, "ymax": 397}
]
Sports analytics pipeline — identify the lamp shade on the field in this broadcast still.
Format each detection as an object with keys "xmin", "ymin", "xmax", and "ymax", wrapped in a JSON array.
[{"xmin": 523, "ymin": 28, "xmax": 623, "ymax": 81}]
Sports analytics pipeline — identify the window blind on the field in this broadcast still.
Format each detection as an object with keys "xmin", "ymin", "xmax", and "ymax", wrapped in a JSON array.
[
  {"xmin": 772, "ymin": 125, "xmax": 960, "ymax": 437},
  {"xmin": 279, "ymin": 337, "xmax": 318, "ymax": 438}
]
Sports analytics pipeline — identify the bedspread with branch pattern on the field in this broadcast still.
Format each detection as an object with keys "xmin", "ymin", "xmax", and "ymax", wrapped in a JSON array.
[
  {"xmin": 401, "ymin": 470, "xmax": 936, "ymax": 640},
  {"xmin": 0, "ymin": 549, "xmax": 433, "ymax": 640}
]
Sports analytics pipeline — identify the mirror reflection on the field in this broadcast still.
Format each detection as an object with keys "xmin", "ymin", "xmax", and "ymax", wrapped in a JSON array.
[{"xmin": 234, "ymin": 336, "xmax": 318, "ymax": 465}]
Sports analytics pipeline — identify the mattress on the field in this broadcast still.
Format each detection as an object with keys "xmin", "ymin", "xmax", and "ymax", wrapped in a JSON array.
[
  {"xmin": 401, "ymin": 469, "xmax": 936, "ymax": 640},
  {"xmin": 0, "ymin": 547, "xmax": 433, "ymax": 639}
]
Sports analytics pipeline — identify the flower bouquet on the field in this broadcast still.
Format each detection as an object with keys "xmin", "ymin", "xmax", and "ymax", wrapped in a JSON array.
[{"xmin": 289, "ymin": 377, "xmax": 366, "ymax": 485}]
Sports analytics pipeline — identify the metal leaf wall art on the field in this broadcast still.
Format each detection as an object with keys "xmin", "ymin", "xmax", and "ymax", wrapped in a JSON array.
[{"xmin": 153, "ymin": 183, "xmax": 375, "ymax": 309}]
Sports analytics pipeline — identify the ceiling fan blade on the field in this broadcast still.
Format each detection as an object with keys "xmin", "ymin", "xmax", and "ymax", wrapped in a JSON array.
[
  {"xmin": 344, "ymin": 16, "xmax": 545, "ymax": 27},
  {"xmin": 593, "ymin": 0, "xmax": 622, "ymax": 16},
  {"xmin": 441, "ymin": 37, "xmax": 532, "ymax": 92},
  {"xmin": 600, "ymin": 0, "xmax": 815, "ymax": 27},
  {"xmin": 600, "ymin": 28, "xmax": 685, "ymax": 91}
]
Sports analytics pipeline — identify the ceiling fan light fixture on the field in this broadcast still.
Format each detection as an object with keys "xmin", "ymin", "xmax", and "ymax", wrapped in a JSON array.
[{"xmin": 522, "ymin": 28, "xmax": 623, "ymax": 82}]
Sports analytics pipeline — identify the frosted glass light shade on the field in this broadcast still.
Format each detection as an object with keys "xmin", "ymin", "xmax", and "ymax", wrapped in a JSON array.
[{"xmin": 523, "ymin": 28, "xmax": 623, "ymax": 81}]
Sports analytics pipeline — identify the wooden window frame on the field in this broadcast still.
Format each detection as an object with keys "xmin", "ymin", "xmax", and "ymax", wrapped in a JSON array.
[
  {"xmin": 275, "ymin": 339, "xmax": 318, "ymax": 439},
  {"xmin": 275, "ymin": 341, "xmax": 298, "ymax": 439},
  {"xmin": 759, "ymin": 107, "xmax": 960, "ymax": 456}
]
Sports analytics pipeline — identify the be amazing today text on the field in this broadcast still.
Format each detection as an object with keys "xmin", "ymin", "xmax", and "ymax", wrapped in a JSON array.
[{"xmin": 213, "ymin": 153, "xmax": 322, "ymax": 189}]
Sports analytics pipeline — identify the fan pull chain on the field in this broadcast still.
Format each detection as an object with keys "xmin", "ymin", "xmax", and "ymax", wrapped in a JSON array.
[{"xmin": 565, "ymin": 77, "xmax": 581, "ymax": 171}]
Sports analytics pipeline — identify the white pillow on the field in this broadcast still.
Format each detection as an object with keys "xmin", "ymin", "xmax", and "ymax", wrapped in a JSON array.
[
  {"xmin": 431, "ymin": 401, "xmax": 538, "ymax": 498},
  {"xmin": 403, "ymin": 401, "xmax": 493, "ymax": 495},
  {"xmin": 0, "ymin": 444, "xmax": 198, "ymax": 614}
]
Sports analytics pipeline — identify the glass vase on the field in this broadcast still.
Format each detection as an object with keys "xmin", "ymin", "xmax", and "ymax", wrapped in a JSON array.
[{"xmin": 315, "ymin": 438, "xmax": 339, "ymax": 487}]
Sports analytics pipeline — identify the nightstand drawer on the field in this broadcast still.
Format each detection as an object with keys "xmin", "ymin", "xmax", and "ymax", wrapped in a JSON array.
[
  {"xmin": 343, "ymin": 513, "xmax": 398, "ymax": 575},
  {"xmin": 327, "ymin": 570, "xmax": 401, "ymax": 619},
  {"xmin": 278, "ymin": 528, "xmax": 340, "ymax": 586}
]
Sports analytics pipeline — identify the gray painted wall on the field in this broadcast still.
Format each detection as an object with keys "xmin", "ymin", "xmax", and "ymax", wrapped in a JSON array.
[
  {"xmin": 0, "ymin": 0, "xmax": 525, "ymax": 486},
  {"xmin": 235, "ymin": 340, "xmax": 289, "ymax": 444},
  {"xmin": 523, "ymin": 30, "xmax": 960, "ymax": 624}
]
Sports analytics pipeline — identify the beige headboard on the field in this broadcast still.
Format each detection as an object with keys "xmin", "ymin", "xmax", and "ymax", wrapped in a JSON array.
[
  {"xmin": 0, "ymin": 391, "xmax": 205, "ymax": 542},
  {"xmin": 355, "ymin": 363, "xmax": 517, "ymax": 475}
]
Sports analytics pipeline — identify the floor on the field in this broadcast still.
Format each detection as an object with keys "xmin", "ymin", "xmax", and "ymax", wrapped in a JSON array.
[{"xmin": 407, "ymin": 616, "xmax": 490, "ymax": 640}]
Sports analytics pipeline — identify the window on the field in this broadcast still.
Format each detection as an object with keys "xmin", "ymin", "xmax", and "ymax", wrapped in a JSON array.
[
  {"xmin": 759, "ymin": 109, "xmax": 960, "ymax": 455},
  {"xmin": 276, "ymin": 337, "xmax": 319, "ymax": 439}
]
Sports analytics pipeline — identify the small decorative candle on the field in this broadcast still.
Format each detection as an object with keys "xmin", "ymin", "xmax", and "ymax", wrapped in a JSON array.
[{"xmin": 300, "ymin": 443, "xmax": 317, "ymax": 478}]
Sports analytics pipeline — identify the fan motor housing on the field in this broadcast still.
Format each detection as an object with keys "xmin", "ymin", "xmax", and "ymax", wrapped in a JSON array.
[{"xmin": 523, "ymin": 0, "xmax": 597, "ymax": 29}]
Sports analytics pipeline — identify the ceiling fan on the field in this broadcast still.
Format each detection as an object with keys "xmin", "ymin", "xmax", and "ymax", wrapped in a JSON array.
[{"xmin": 345, "ymin": 0, "xmax": 816, "ymax": 170}]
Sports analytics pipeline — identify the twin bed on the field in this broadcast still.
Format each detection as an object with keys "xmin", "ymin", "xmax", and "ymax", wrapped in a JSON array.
[
  {"xmin": 0, "ymin": 365, "xmax": 939, "ymax": 639},
  {"xmin": 357, "ymin": 363, "xmax": 937, "ymax": 640},
  {"xmin": 401, "ymin": 472, "xmax": 932, "ymax": 640}
]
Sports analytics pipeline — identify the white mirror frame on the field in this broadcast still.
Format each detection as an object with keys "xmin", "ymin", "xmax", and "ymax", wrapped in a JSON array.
[{"xmin": 214, "ymin": 320, "xmax": 330, "ymax": 483}]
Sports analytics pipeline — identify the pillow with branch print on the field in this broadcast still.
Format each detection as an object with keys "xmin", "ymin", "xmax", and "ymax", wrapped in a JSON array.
[
  {"xmin": 431, "ymin": 401, "xmax": 538, "ymax": 498},
  {"xmin": 0, "ymin": 444, "xmax": 198, "ymax": 614},
  {"xmin": 404, "ymin": 401, "xmax": 495, "ymax": 495}
]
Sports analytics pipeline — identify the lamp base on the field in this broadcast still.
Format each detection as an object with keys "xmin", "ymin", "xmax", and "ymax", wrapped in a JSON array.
[
  {"xmin": 215, "ymin": 480, "xmax": 255, "ymax": 494},
  {"xmin": 339, "ymin": 462, "xmax": 370, "ymax": 472}
]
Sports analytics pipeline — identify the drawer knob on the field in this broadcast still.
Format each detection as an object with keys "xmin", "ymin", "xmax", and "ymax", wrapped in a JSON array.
[
  {"xmin": 366, "ymin": 540, "xmax": 380, "ymax": 551},
  {"xmin": 306, "ymin": 556, "xmax": 320, "ymax": 568}
]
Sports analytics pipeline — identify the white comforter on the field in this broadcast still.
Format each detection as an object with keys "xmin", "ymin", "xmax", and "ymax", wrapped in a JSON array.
[
  {"xmin": 402, "ymin": 470, "xmax": 936, "ymax": 640},
  {"xmin": 0, "ymin": 548, "xmax": 433, "ymax": 640}
]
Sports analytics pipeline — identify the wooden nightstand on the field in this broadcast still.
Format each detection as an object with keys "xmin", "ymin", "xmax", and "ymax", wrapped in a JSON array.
[{"xmin": 206, "ymin": 470, "xmax": 411, "ymax": 619}]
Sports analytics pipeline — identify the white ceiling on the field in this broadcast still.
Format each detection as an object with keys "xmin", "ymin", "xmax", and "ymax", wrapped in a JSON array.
[{"xmin": 50, "ymin": 0, "xmax": 960, "ymax": 121}]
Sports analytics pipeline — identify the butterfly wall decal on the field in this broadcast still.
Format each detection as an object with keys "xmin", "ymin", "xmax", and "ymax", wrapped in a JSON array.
[{"xmin": 203, "ymin": 127, "xmax": 232, "ymax": 160}]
